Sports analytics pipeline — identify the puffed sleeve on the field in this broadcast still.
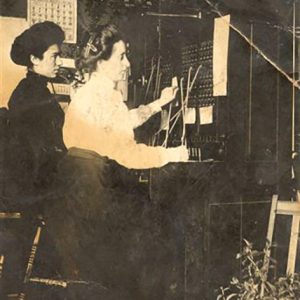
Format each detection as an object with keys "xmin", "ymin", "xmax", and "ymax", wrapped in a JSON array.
[{"xmin": 128, "ymin": 100, "xmax": 162, "ymax": 128}]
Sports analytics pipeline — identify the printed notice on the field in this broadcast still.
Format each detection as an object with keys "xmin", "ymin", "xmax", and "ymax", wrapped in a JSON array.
[
  {"xmin": 199, "ymin": 105, "xmax": 213, "ymax": 125},
  {"xmin": 27, "ymin": 0, "xmax": 77, "ymax": 43},
  {"xmin": 184, "ymin": 108, "xmax": 196, "ymax": 124},
  {"xmin": 213, "ymin": 14, "xmax": 230, "ymax": 96}
]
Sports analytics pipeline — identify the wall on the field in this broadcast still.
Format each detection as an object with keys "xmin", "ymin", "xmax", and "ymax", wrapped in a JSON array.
[{"xmin": 0, "ymin": 17, "xmax": 28, "ymax": 107}]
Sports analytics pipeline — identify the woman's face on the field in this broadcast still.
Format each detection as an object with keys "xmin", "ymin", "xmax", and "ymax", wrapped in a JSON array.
[
  {"xmin": 31, "ymin": 44, "xmax": 62, "ymax": 78},
  {"xmin": 98, "ymin": 40, "xmax": 130, "ymax": 83}
]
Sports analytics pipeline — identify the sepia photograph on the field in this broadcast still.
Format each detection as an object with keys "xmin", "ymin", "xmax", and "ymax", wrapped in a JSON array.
[{"xmin": 0, "ymin": 0, "xmax": 299, "ymax": 299}]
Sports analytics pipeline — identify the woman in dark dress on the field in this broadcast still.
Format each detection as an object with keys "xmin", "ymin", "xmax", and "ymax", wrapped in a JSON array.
[
  {"xmin": 6, "ymin": 21, "xmax": 67, "ymax": 206},
  {"xmin": 2, "ymin": 22, "xmax": 67, "ymax": 297}
]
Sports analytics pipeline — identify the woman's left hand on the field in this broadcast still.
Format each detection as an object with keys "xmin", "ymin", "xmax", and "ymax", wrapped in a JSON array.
[{"xmin": 158, "ymin": 86, "xmax": 178, "ymax": 107}]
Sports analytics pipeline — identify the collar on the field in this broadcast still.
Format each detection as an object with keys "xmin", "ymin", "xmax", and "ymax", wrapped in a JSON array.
[
  {"xmin": 26, "ymin": 70, "xmax": 49, "ymax": 86},
  {"xmin": 90, "ymin": 69, "xmax": 116, "ymax": 91}
]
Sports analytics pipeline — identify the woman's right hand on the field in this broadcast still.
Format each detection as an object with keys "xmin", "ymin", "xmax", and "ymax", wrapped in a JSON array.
[
  {"xmin": 176, "ymin": 145, "xmax": 189, "ymax": 162},
  {"xmin": 159, "ymin": 86, "xmax": 178, "ymax": 107}
]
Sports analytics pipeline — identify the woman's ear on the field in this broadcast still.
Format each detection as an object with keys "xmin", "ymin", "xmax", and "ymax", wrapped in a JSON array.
[{"xmin": 30, "ymin": 54, "xmax": 40, "ymax": 66}]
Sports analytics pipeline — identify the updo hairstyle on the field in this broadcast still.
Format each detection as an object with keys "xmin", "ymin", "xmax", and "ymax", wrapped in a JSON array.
[
  {"xmin": 11, "ymin": 21, "xmax": 65, "ymax": 67},
  {"xmin": 76, "ymin": 24, "xmax": 123, "ymax": 76}
]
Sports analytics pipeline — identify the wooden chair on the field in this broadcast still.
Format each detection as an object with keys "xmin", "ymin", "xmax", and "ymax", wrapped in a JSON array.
[
  {"xmin": 266, "ymin": 193, "xmax": 300, "ymax": 275},
  {"xmin": 0, "ymin": 212, "xmax": 44, "ymax": 299}
]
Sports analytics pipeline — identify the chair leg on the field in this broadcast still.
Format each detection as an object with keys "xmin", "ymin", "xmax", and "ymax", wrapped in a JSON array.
[
  {"xmin": 286, "ymin": 215, "xmax": 300, "ymax": 275},
  {"xmin": 0, "ymin": 255, "xmax": 4, "ymax": 298},
  {"xmin": 0, "ymin": 255, "xmax": 4, "ymax": 278},
  {"xmin": 18, "ymin": 221, "xmax": 44, "ymax": 300},
  {"xmin": 264, "ymin": 194, "xmax": 278, "ymax": 274},
  {"xmin": 24, "ymin": 226, "xmax": 42, "ymax": 283}
]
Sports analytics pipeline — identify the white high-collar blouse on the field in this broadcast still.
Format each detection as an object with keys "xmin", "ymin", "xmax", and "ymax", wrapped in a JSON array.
[{"xmin": 63, "ymin": 70, "xmax": 183, "ymax": 169}]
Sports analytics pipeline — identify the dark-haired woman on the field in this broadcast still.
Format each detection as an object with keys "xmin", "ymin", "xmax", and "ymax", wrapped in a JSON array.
[
  {"xmin": 46, "ymin": 24, "xmax": 188, "ymax": 300},
  {"xmin": 2, "ymin": 22, "xmax": 67, "ymax": 297},
  {"xmin": 6, "ymin": 21, "xmax": 67, "ymax": 203}
]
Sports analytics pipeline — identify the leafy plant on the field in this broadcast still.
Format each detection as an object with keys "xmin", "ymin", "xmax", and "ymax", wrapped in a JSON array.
[{"xmin": 217, "ymin": 239, "xmax": 300, "ymax": 300}]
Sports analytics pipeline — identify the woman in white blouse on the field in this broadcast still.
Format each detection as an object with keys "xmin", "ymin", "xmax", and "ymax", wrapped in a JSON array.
[
  {"xmin": 46, "ymin": 25, "xmax": 187, "ymax": 299},
  {"xmin": 64, "ymin": 24, "xmax": 188, "ymax": 169}
]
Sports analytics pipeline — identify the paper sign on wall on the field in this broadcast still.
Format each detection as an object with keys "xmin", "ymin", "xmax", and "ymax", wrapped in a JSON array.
[
  {"xmin": 184, "ymin": 108, "xmax": 196, "ymax": 124},
  {"xmin": 213, "ymin": 14, "xmax": 230, "ymax": 96},
  {"xmin": 199, "ymin": 106, "xmax": 213, "ymax": 125}
]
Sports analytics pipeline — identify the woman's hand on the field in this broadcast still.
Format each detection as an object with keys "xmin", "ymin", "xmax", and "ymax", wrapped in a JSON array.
[
  {"xmin": 176, "ymin": 145, "xmax": 189, "ymax": 162},
  {"xmin": 158, "ymin": 86, "xmax": 178, "ymax": 107}
]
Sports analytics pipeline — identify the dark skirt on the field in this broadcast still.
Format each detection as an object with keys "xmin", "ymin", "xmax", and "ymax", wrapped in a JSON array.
[
  {"xmin": 44, "ymin": 148, "xmax": 147, "ymax": 299},
  {"xmin": 43, "ymin": 148, "xmax": 183, "ymax": 300}
]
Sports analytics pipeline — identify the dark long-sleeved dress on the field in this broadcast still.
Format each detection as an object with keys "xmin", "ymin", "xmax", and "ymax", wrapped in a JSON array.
[
  {"xmin": 5, "ymin": 70, "xmax": 67, "ymax": 205},
  {"xmin": 2, "ymin": 71, "xmax": 67, "ymax": 296}
]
